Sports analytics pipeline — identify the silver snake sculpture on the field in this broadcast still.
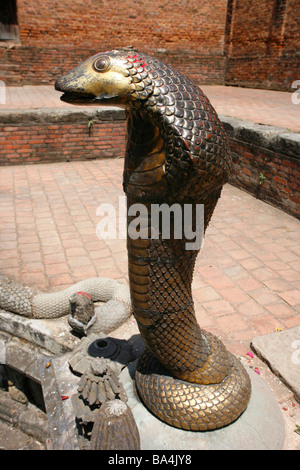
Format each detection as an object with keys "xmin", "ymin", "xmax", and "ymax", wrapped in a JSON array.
[{"xmin": 0, "ymin": 274, "xmax": 131, "ymax": 332}]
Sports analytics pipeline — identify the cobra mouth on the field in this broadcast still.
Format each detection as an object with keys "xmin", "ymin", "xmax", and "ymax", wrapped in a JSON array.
[
  {"xmin": 59, "ymin": 92, "xmax": 98, "ymax": 105},
  {"xmin": 59, "ymin": 92, "xmax": 120, "ymax": 106}
]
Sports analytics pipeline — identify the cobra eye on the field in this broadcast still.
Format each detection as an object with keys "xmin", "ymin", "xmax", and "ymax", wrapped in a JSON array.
[{"xmin": 93, "ymin": 57, "xmax": 110, "ymax": 72}]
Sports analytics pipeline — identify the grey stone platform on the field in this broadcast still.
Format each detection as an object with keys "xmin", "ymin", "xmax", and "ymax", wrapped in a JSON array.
[
  {"xmin": 251, "ymin": 326, "xmax": 300, "ymax": 402},
  {"xmin": 0, "ymin": 312, "xmax": 287, "ymax": 450},
  {"xmin": 39, "ymin": 351, "xmax": 286, "ymax": 450},
  {"xmin": 120, "ymin": 360, "xmax": 285, "ymax": 451}
]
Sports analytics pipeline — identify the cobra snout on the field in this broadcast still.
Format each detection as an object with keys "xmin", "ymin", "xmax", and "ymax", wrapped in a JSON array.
[
  {"xmin": 55, "ymin": 52, "xmax": 136, "ymax": 107},
  {"xmin": 55, "ymin": 60, "xmax": 100, "ymax": 104}
]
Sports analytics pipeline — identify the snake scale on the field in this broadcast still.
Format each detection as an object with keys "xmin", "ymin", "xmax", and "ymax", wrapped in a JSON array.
[{"xmin": 59, "ymin": 48, "xmax": 251, "ymax": 430}]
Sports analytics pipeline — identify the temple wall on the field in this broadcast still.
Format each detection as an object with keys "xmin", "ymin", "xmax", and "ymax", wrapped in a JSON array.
[
  {"xmin": 0, "ymin": 0, "xmax": 228, "ymax": 86},
  {"xmin": 225, "ymin": 0, "xmax": 300, "ymax": 90}
]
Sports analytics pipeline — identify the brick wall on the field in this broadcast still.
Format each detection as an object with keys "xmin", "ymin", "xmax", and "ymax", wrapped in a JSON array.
[
  {"xmin": 1, "ymin": 1, "xmax": 298, "ymax": 90},
  {"xmin": 223, "ymin": 117, "xmax": 300, "ymax": 219},
  {"xmin": 1, "ymin": 109, "xmax": 299, "ymax": 219},
  {"xmin": 0, "ymin": 0, "xmax": 227, "ymax": 86},
  {"xmin": 225, "ymin": 0, "xmax": 300, "ymax": 90},
  {"xmin": 0, "ymin": 108, "xmax": 127, "ymax": 165}
]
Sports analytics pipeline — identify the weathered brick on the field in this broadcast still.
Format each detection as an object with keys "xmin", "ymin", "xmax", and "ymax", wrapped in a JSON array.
[
  {"xmin": 225, "ymin": 0, "xmax": 299, "ymax": 90},
  {"xmin": 0, "ymin": 0, "xmax": 227, "ymax": 86},
  {"xmin": 2, "ymin": 0, "xmax": 298, "ymax": 90}
]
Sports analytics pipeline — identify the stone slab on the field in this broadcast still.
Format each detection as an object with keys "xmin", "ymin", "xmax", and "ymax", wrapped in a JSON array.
[
  {"xmin": 0, "ymin": 388, "xmax": 49, "ymax": 443},
  {"xmin": 0, "ymin": 310, "xmax": 80, "ymax": 355},
  {"xmin": 5, "ymin": 336, "xmax": 51, "ymax": 382},
  {"xmin": 0, "ymin": 418, "xmax": 45, "ymax": 450},
  {"xmin": 221, "ymin": 116, "xmax": 300, "ymax": 159},
  {"xmin": 0, "ymin": 106, "xmax": 126, "ymax": 124},
  {"xmin": 119, "ymin": 359, "xmax": 286, "ymax": 450},
  {"xmin": 251, "ymin": 326, "xmax": 300, "ymax": 402},
  {"xmin": 39, "ymin": 355, "xmax": 80, "ymax": 450}
]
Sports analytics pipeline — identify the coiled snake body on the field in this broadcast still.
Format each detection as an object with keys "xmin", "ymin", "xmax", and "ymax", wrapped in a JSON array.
[
  {"xmin": 57, "ymin": 49, "xmax": 251, "ymax": 430},
  {"xmin": 0, "ymin": 275, "xmax": 131, "ymax": 320}
]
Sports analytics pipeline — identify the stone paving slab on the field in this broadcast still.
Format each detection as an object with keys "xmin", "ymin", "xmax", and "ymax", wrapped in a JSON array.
[{"xmin": 251, "ymin": 326, "xmax": 300, "ymax": 401}]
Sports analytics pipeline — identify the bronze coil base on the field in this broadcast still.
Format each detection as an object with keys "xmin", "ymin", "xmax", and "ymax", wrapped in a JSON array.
[{"xmin": 135, "ymin": 331, "xmax": 251, "ymax": 432}]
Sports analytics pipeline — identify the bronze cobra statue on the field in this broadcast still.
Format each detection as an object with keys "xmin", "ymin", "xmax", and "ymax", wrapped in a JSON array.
[{"xmin": 55, "ymin": 48, "xmax": 251, "ymax": 431}]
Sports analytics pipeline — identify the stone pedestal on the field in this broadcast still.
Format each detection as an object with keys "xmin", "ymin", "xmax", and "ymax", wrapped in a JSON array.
[
  {"xmin": 0, "ymin": 312, "xmax": 287, "ymax": 450},
  {"xmin": 119, "ymin": 360, "xmax": 286, "ymax": 450}
]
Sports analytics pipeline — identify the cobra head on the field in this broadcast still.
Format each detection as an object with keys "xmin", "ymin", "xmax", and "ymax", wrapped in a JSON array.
[{"xmin": 55, "ymin": 49, "xmax": 139, "ymax": 107}]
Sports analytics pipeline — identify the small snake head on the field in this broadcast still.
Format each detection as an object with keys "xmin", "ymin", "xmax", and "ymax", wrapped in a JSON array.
[{"xmin": 55, "ymin": 49, "xmax": 152, "ymax": 107}]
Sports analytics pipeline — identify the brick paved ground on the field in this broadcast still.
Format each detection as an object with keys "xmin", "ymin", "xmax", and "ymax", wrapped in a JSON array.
[
  {"xmin": 1, "ymin": 84, "xmax": 299, "ymax": 132},
  {"xmin": 0, "ymin": 159, "xmax": 299, "ymax": 357}
]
